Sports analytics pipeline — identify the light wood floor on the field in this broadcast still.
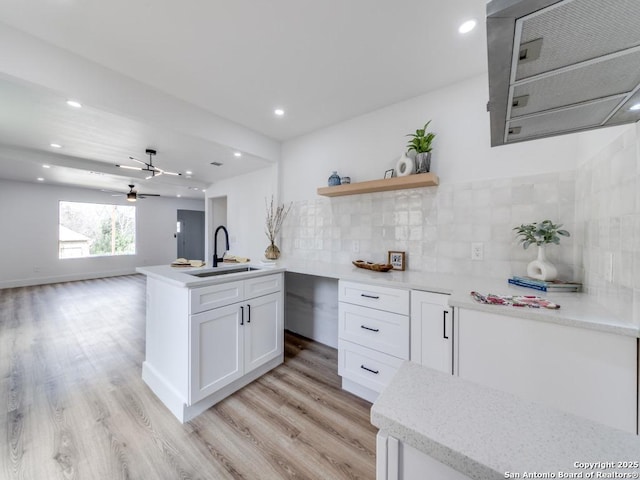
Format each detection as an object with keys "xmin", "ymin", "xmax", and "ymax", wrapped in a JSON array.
[{"xmin": 0, "ymin": 275, "xmax": 377, "ymax": 479}]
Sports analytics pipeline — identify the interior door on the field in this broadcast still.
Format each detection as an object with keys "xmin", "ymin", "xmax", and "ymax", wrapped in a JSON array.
[{"xmin": 177, "ymin": 209, "xmax": 205, "ymax": 260}]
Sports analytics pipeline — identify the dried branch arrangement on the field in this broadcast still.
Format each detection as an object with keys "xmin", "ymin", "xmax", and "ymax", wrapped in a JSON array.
[{"xmin": 265, "ymin": 196, "xmax": 292, "ymax": 245}]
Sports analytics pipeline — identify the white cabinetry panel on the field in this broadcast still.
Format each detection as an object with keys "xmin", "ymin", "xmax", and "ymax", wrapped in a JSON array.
[
  {"xmin": 457, "ymin": 308, "xmax": 637, "ymax": 433},
  {"xmin": 190, "ymin": 280, "xmax": 244, "ymax": 314}
]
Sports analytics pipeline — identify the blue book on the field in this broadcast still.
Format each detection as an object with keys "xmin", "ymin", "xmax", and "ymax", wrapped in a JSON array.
[{"xmin": 508, "ymin": 278, "xmax": 547, "ymax": 291}]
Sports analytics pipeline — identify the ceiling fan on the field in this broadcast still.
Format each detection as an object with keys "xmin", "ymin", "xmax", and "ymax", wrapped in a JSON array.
[
  {"xmin": 103, "ymin": 184, "xmax": 161, "ymax": 202},
  {"xmin": 116, "ymin": 148, "xmax": 181, "ymax": 179}
]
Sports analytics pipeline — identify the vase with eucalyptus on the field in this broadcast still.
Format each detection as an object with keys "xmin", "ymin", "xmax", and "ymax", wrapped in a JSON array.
[
  {"xmin": 513, "ymin": 220, "xmax": 570, "ymax": 281},
  {"xmin": 264, "ymin": 196, "xmax": 292, "ymax": 260}
]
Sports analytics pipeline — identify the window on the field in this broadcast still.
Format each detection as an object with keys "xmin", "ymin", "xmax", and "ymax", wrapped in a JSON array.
[{"xmin": 59, "ymin": 201, "xmax": 136, "ymax": 259}]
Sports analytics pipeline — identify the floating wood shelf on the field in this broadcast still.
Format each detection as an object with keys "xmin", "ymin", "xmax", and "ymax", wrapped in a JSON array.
[{"xmin": 317, "ymin": 172, "xmax": 439, "ymax": 197}]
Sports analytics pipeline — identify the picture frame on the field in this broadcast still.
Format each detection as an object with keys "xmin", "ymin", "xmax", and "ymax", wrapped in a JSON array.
[
  {"xmin": 384, "ymin": 168, "xmax": 394, "ymax": 179},
  {"xmin": 388, "ymin": 251, "xmax": 406, "ymax": 271}
]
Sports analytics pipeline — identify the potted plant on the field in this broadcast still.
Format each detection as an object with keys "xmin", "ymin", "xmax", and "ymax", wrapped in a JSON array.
[
  {"xmin": 406, "ymin": 120, "xmax": 436, "ymax": 173},
  {"xmin": 264, "ymin": 196, "xmax": 292, "ymax": 260},
  {"xmin": 513, "ymin": 220, "xmax": 570, "ymax": 281}
]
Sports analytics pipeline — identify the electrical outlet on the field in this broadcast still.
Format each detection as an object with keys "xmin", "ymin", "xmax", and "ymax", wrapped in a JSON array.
[
  {"xmin": 471, "ymin": 242, "xmax": 484, "ymax": 261},
  {"xmin": 352, "ymin": 240, "xmax": 360, "ymax": 253},
  {"xmin": 605, "ymin": 252, "xmax": 614, "ymax": 282}
]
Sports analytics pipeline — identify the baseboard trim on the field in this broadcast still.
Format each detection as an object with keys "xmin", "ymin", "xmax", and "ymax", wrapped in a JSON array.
[
  {"xmin": 0, "ymin": 269, "xmax": 137, "ymax": 289},
  {"xmin": 143, "ymin": 354, "xmax": 284, "ymax": 423}
]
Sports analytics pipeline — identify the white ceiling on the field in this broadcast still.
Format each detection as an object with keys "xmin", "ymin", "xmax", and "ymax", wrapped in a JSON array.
[{"xmin": 0, "ymin": 0, "xmax": 488, "ymax": 198}]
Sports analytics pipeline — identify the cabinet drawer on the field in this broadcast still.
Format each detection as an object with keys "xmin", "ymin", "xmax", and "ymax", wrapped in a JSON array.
[
  {"xmin": 338, "ymin": 303, "xmax": 409, "ymax": 359},
  {"xmin": 190, "ymin": 281, "xmax": 244, "ymax": 314},
  {"xmin": 339, "ymin": 281, "xmax": 409, "ymax": 315},
  {"xmin": 338, "ymin": 340, "xmax": 404, "ymax": 393},
  {"xmin": 245, "ymin": 273, "xmax": 283, "ymax": 299}
]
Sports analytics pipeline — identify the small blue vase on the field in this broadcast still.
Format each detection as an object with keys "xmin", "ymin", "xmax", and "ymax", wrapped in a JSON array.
[{"xmin": 328, "ymin": 171, "xmax": 341, "ymax": 186}]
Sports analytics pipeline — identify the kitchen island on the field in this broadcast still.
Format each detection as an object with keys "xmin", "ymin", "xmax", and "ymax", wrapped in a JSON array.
[{"xmin": 137, "ymin": 264, "xmax": 286, "ymax": 422}]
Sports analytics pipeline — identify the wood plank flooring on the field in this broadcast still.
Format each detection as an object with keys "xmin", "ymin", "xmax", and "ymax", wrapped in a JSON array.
[{"xmin": 0, "ymin": 275, "xmax": 377, "ymax": 479}]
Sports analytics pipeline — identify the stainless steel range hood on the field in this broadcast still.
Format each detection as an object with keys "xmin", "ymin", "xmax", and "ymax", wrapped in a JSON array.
[{"xmin": 487, "ymin": 0, "xmax": 640, "ymax": 146}]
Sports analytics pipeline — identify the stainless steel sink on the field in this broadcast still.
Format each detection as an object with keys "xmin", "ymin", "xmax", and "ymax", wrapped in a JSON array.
[{"xmin": 189, "ymin": 266, "xmax": 261, "ymax": 277}]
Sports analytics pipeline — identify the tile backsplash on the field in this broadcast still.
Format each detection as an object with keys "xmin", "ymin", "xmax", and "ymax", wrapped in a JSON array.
[
  {"xmin": 574, "ymin": 125, "xmax": 640, "ymax": 324},
  {"xmin": 282, "ymin": 170, "xmax": 578, "ymax": 281}
]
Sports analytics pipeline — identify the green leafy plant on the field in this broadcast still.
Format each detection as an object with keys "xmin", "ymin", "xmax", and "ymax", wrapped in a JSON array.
[
  {"xmin": 513, "ymin": 220, "xmax": 570, "ymax": 249},
  {"xmin": 406, "ymin": 120, "xmax": 436, "ymax": 154}
]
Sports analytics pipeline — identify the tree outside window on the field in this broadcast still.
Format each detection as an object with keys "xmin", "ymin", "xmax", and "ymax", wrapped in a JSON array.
[{"xmin": 59, "ymin": 201, "xmax": 136, "ymax": 259}]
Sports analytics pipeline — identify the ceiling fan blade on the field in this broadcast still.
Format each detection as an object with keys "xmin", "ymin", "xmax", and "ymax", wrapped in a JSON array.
[
  {"xmin": 128, "ymin": 156, "xmax": 148, "ymax": 166},
  {"xmin": 116, "ymin": 164, "xmax": 143, "ymax": 171},
  {"xmin": 163, "ymin": 171, "xmax": 181, "ymax": 176},
  {"xmin": 138, "ymin": 194, "xmax": 161, "ymax": 198}
]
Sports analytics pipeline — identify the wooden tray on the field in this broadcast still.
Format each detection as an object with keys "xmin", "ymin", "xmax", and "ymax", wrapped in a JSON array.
[{"xmin": 352, "ymin": 260, "xmax": 393, "ymax": 272}]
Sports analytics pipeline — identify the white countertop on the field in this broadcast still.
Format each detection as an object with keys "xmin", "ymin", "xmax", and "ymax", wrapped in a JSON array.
[
  {"xmin": 136, "ymin": 259, "xmax": 639, "ymax": 337},
  {"xmin": 371, "ymin": 361, "xmax": 640, "ymax": 480},
  {"xmin": 280, "ymin": 259, "xmax": 639, "ymax": 338},
  {"xmin": 136, "ymin": 263, "xmax": 287, "ymax": 287}
]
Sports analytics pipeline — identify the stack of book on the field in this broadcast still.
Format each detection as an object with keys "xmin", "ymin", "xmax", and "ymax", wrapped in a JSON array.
[{"xmin": 508, "ymin": 276, "xmax": 582, "ymax": 292}]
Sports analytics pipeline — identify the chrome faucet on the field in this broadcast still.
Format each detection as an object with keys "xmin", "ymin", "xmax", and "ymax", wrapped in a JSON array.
[{"xmin": 213, "ymin": 225, "xmax": 230, "ymax": 267}]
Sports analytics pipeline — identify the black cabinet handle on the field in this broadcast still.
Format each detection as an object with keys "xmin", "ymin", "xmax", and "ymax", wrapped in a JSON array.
[
  {"xmin": 443, "ymin": 310, "xmax": 449, "ymax": 339},
  {"xmin": 247, "ymin": 304, "xmax": 251, "ymax": 323},
  {"xmin": 360, "ymin": 294, "xmax": 380, "ymax": 299},
  {"xmin": 240, "ymin": 306, "xmax": 244, "ymax": 325},
  {"xmin": 360, "ymin": 365, "xmax": 379, "ymax": 375},
  {"xmin": 360, "ymin": 325, "xmax": 380, "ymax": 332}
]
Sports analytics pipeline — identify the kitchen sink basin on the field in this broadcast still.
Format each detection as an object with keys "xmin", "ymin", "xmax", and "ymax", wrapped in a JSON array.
[{"xmin": 189, "ymin": 266, "xmax": 261, "ymax": 277}]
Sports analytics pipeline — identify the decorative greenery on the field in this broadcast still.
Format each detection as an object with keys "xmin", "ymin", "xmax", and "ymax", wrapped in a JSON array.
[
  {"xmin": 406, "ymin": 120, "xmax": 436, "ymax": 154},
  {"xmin": 513, "ymin": 220, "xmax": 570, "ymax": 249},
  {"xmin": 265, "ymin": 196, "xmax": 292, "ymax": 245}
]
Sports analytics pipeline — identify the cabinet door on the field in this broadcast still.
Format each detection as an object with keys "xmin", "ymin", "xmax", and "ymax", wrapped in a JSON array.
[
  {"xmin": 244, "ymin": 292, "xmax": 283, "ymax": 374},
  {"xmin": 190, "ymin": 303, "xmax": 243, "ymax": 404},
  {"xmin": 410, "ymin": 291, "xmax": 452, "ymax": 374},
  {"xmin": 457, "ymin": 309, "xmax": 638, "ymax": 433}
]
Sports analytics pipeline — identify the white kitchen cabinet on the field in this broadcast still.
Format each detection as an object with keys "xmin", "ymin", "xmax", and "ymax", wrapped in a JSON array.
[
  {"xmin": 410, "ymin": 290, "xmax": 453, "ymax": 374},
  {"xmin": 142, "ymin": 272, "xmax": 284, "ymax": 422},
  {"xmin": 243, "ymin": 292, "xmax": 283, "ymax": 373},
  {"xmin": 190, "ymin": 291, "xmax": 282, "ymax": 404},
  {"xmin": 457, "ymin": 308, "xmax": 638, "ymax": 433},
  {"xmin": 376, "ymin": 432, "xmax": 470, "ymax": 480},
  {"xmin": 338, "ymin": 280, "xmax": 410, "ymax": 402},
  {"xmin": 190, "ymin": 303, "xmax": 243, "ymax": 403}
]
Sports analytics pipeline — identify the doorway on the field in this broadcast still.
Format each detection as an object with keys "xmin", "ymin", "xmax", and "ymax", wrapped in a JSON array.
[{"xmin": 177, "ymin": 209, "xmax": 205, "ymax": 260}]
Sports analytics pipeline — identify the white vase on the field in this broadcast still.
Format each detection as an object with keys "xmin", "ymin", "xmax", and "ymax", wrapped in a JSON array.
[{"xmin": 526, "ymin": 244, "xmax": 558, "ymax": 281}]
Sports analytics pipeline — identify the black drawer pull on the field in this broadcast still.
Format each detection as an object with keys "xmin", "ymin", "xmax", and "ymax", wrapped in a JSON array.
[
  {"xmin": 360, "ymin": 325, "xmax": 380, "ymax": 332},
  {"xmin": 443, "ymin": 310, "xmax": 449, "ymax": 339},
  {"xmin": 360, "ymin": 365, "xmax": 379, "ymax": 375},
  {"xmin": 240, "ymin": 306, "xmax": 244, "ymax": 325},
  {"xmin": 360, "ymin": 294, "xmax": 380, "ymax": 299},
  {"xmin": 247, "ymin": 304, "xmax": 251, "ymax": 323}
]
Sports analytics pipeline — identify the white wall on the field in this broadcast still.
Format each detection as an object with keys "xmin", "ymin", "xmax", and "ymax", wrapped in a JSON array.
[
  {"xmin": 281, "ymin": 74, "xmax": 580, "ymax": 202},
  {"xmin": 0, "ymin": 179, "xmax": 204, "ymax": 288},
  {"xmin": 204, "ymin": 165, "xmax": 278, "ymax": 263}
]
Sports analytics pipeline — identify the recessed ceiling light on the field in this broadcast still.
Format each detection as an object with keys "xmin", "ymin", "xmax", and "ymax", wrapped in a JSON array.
[
  {"xmin": 66, "ymin": 100, "xmax": 82, "ymax": 108},
  {"xmin": 37, "ymin": 177, "xmax": 44, "ymax": 182},
  {"xmin": 50, "ymin": 143, "xmax": 62, "ymax": 148},
  {"xmin": 176, "ymin": 194, "xmax": 181, "ymax": 198},
  {"xmin": 234, "ymin": 152, "xmax": 242, "ymax": 157},
  {"xmin": 43, "ymin": 164, "xmax": 50, "ymax": 169},
  {"xmin": 185, "ymin": 170, "xmax": 193, "ymax": 175},
  {"xmin": 274, "ymin": 108, "xmax": 285, "ymax": 116},
  {"xmin": 458, "ymin": 19, "xmax": 477, "ymax": 34},
  {"xmin": 629, "ymin": 103, "xmax": 640, "ymax": 111}
]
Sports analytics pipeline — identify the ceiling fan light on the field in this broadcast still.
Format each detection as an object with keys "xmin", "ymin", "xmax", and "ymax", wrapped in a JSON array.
[{"xmin": 127, "ymin": 192, "xmax": 137, "ymax": 202}]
